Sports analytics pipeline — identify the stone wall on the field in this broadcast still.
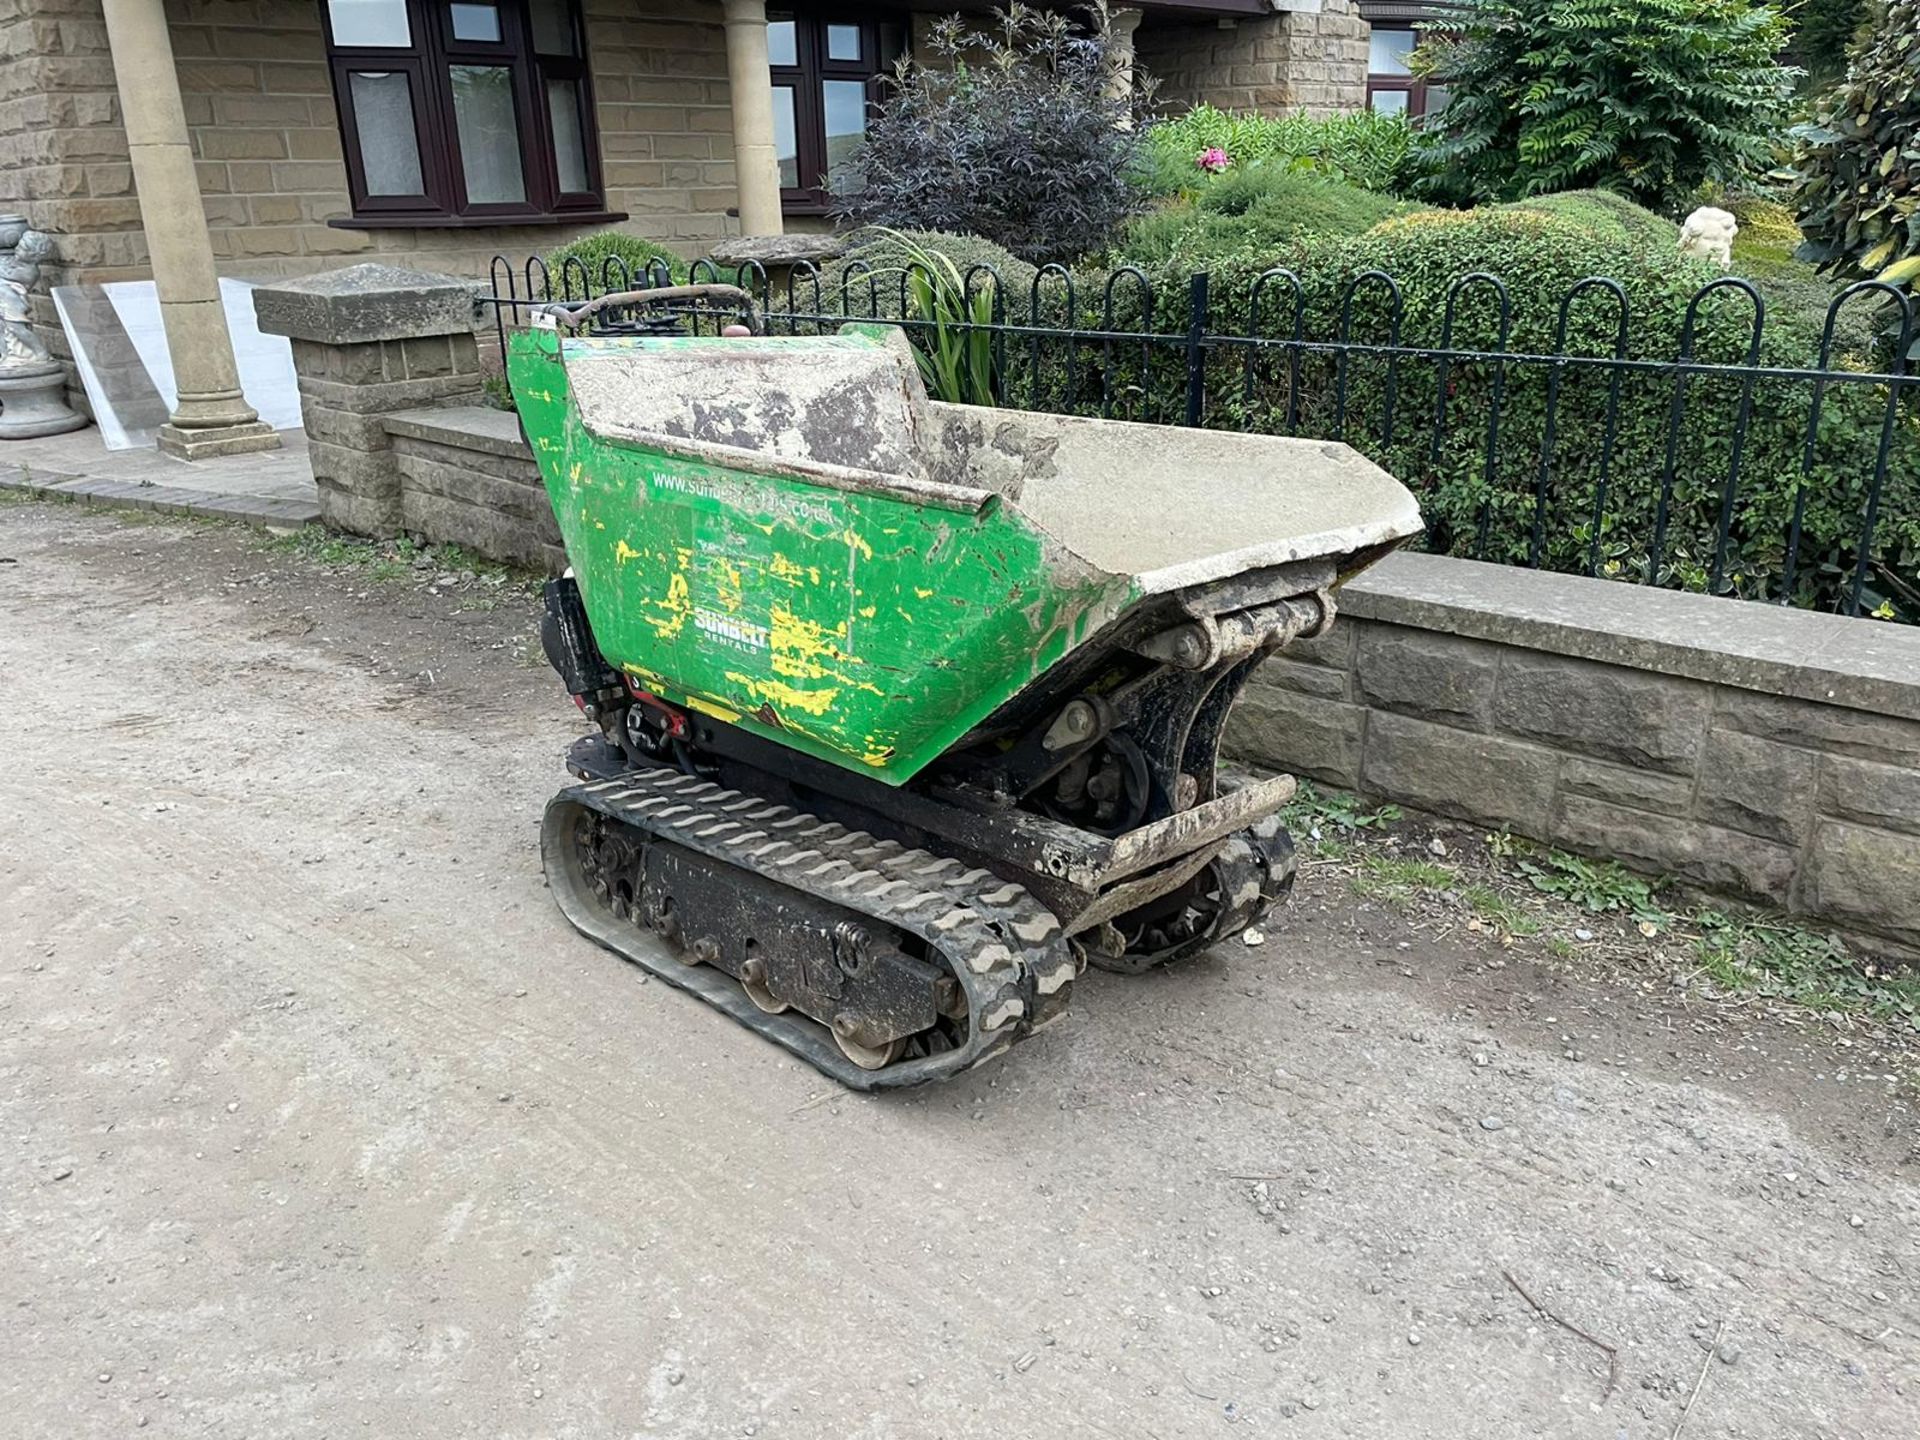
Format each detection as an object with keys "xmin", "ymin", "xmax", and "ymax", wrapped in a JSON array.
[
  {"xmin": 387, "ymin": 406, "xmax": 562, "ymax": 571},
  {"xmin": 256, "ymin": 264, "xmax": 558, "ymax": 571},
  {"xmin": 1228, "ymin": 552, "xmax": 1920, "ymax": 955},
  {"xmin": 1136, "ymin": 0, "xmax": 1370, "ymax": 117},
  {"xmin": 11, "ymin": 0, "xmax": 742, "ymax": 298}
]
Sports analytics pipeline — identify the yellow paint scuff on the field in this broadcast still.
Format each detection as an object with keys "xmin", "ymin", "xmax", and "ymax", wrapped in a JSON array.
[
  {"xmin": 712, "ymin": 558, "xmax": 744, "ymax": 614},
  {"xmin": 764, "ymin": 603, "xmax": 883, "ymax": 698},
  {"xmin": 724, "ymin": 671, "xmax": 839, "ymax": 717},
  {"xmin": 641, "ymin": 569, "xmax": 692, "ymax": 639},
  {"xmin": 685, "ymin": 694, "xmax": 742, "ymax": 724}
]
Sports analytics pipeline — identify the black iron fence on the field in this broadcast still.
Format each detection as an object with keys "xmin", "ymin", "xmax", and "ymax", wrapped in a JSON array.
[{"xmin": 489, "ymin": 253, "xmax": 1919, "ymax": 624}]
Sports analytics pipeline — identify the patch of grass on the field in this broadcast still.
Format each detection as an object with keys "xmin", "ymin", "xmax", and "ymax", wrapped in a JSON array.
[
  {"xmin": 256, "ymin": 530, "xmax": 540, "ymax": 594},
  {"xmin": 1283, "ymin": 780, "xmax": 1402, "ymax": 857},
  {"xmin": 261, "ymin": 527, "xmax": 397, "ymax": 567},
  {"xmin": 481, "ymin": 372, "xmax": 517, "ymax": 412},
  {"xmin": 1367, "ymin": 855, "xmax": 1454, "ymax": 888},
  {"xmin": 0, "ymin": 478, "xmax": 77, "ymax": 507},
  {"xmin": 1690, "ymin": 910, "xmax": 1920, "ymax": 1030},
  {"xmin": 1349, "ymin": 871, "xmax": 1410, "ymax": 906},
  {"xmin": 1351, "ymin": 852, "xmax": 1456, "ymax": 904},
  {"xmin": 1279, "ymin": 785, "xmax": 1918, "ymax": 1037},
  {"xmin": 1514, "ymin": 848, "xmax": 1666, "ymax": 921},
  {"xmin": 1460, "ymin": 883, "xmax": 1543, "ymax": 937}
]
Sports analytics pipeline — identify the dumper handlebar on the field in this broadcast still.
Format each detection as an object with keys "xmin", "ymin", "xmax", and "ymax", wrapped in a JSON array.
[{"xmin": 537, "ymin": 284, "xmax": 761, "ymax": 335}]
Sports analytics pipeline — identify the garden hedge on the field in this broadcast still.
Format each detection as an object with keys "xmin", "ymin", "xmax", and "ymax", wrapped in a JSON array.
[{"xmin": 776, "ymin": 215, "xmax": 1918, "ymax": 621}]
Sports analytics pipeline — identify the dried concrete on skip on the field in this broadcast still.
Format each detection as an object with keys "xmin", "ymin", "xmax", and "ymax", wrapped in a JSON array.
[
  {"xmin": 2, "ymin": 500, "xmax": 1916, "ymax": 1438},
  {"xmin": 563, "ymin": 331, "xmax": 1422, "ymax": 592}
]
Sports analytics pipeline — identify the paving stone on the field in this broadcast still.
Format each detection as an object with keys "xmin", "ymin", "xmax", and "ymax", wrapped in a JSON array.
[
  {"xmin": 1716, "ymin": 692, "xmax": 1920, "ymax": 768},
  {"xmin": 1285, "ymin": 618, "xmax": 1355, "ymax": 671},
  {"xmin": 255, "ymin": 264, "xmax": 482, "ymax": 346},
  {"xmin": 1249, "ymin": 654, "xmax": 1349, "ymax": 702},
  {"xmin": 1559, "ymin": 757, "xmax": 1693, "ymax": 817}
]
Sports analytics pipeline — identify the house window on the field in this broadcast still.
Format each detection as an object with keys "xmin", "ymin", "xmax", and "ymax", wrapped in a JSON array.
[
  {"xmin": 323, "ymin": 0, "xmax": 617, "ymax": 226},
  {"xmin": 1365, "ymin": 25, "xmax": 1447, "ymax": 118},
  {"xmin": 766, "ymin": 11, "xmax": 906, "ymax": 213}
]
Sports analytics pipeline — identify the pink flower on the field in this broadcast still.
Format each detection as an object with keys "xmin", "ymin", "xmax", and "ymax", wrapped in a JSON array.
[{"xmin": 1196, "ymin": 146, "xmax": 1231, "ymax": 174}]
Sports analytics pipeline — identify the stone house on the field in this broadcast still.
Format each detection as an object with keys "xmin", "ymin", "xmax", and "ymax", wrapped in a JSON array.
[{"xmin": 2, "ymin": 0, "xmax": 1380, "ymax": 456}]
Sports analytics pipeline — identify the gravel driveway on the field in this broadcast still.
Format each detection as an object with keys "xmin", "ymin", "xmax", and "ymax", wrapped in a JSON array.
[{"xmin": 2, "ymin": 501, "xmax": 1915, "ymax": 1438}]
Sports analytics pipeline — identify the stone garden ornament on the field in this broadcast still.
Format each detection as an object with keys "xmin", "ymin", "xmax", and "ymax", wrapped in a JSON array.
[
  {"xmin": 1677, "ymin": 206, "xmax": 1740, "ymax": 269},
  {"xmin": 0, "ymin": 215, "xmax": 88, "ymax": 439}
]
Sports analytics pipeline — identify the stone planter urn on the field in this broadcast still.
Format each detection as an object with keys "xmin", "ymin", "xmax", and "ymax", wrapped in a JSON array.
[{"xmin": 0, "ymin": 217, "xmax": 88, "ymax": 440}]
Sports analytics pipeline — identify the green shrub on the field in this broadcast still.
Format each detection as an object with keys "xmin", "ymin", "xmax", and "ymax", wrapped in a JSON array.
[
  {"xmin": 865, "ymin": 230, "xmax": 996, "ymax": 405},
  {"xmin": 1724, "ymin": 196, "xmax": 1802, "ymax": 254},
  {"xmin": 1136, "ymin": 105, "xmax": 1414, "ymax": 197},
  {"xmin": 1115, "ymin": 168, "xmax": 1405, "ymax": 266},
  {"xmin": 812, "ymin": 228, "xmax": 1039, "ymax": 318},
  {"xmin": 543, "ymin": 230, "xmax": 686, "ymax": 298},
  {"xmin": 1792, "ymin": 0, "xmax": 1920, "ymax": 313},
  {"xmin": 831, "ymin": 6, "xmax": 1147, "ymax": 263},
  {"xmin": 1501, "ymin": 190, "xmax": 1680, "ymax": 250},
  {"xmin": 1113, "ymin": 204, "xmax": 1205, "ymax": 269},
  {"xmin": 1003, "ymin": 206, "xmax": 1919, "ymax": 619},
  {"xmin": 780, "ymin": 209, "xmax": 1916, "ymax": 620},
  {"xmin": 1411, "ymin": 0, "xmax": 1795, "ymax": 214},
  {"xmin": 1787, "ymin": 0, "xmax": 1871, "ymax": 87}
]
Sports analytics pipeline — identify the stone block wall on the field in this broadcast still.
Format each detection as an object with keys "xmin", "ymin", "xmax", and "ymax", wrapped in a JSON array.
[
  {"xmin": 387, "ymin": 407, "xmax": 562, "ymax": 572},
  {"xmin": 1229, "ymin": 553, "xmax": 1920, "ymax": 955},
  {"xmin": 1136, "ymin": 0, "xmax": 1370, "ymax": 117},
  {"xmin": 293, "ymin": 331, "xmax": 486, "ymax": 534},
  {"xmin": 256, "ymin": 264, "xmax": 564, "ymax": 569}
]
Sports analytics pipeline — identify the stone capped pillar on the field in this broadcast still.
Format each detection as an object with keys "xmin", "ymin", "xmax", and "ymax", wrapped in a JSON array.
[
  {"xmin": 254, "ymin": 266, "xmax": 485, "ymax": 536},
  {"xmin": 722, "ymin": 0, "xmax": 786, "ymax": 237},
  {"xmin": 99, "ymin": 0, "xmax": 279, "ymax": 459}
]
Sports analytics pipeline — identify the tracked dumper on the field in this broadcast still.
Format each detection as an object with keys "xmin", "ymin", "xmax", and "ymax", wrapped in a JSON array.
[{"xmin": 510, "ymin": 286, "xmax": 1421, "ymax": 1089}]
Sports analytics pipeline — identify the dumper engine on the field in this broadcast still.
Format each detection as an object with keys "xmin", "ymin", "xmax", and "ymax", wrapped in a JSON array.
[{"xmin": 513, "ymin": 286, "xmax": 1421, "ymax": 1088}]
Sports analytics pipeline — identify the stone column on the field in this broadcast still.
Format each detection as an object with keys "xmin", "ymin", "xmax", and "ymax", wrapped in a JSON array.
[
  {"xmin": 1106, "ymin": 6, "xmax": 1145, "ymax": 114},
  {"xmin": 722, "ymin": 0, "xmax": 785, "ymax": 237},
  {"xmin": 99, "ymin": 0, "xmax": 279, "ymax": 459},
  {"xmin": 254, "ymin": 266, "xmax": 484, "ymax": 536}
]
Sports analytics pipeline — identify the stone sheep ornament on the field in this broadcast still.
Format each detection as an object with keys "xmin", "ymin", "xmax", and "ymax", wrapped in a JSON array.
[{"xmin": 1677, "ymin": 206, "xmax": 1740, "ymax": 269}]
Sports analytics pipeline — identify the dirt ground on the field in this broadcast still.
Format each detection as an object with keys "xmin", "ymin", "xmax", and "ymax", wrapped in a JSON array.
[{"xmin": 2, "ymin": 501, "xmax": 1916, "ymax": 1440}]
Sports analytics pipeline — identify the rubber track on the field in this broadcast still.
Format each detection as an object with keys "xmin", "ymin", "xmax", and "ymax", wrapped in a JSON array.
[{"xmin": 544, "ymin": 764, "xmax": 1080, "ymax": 1090}]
